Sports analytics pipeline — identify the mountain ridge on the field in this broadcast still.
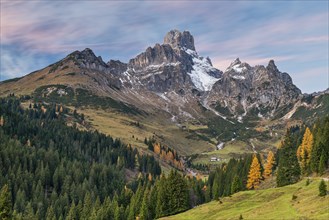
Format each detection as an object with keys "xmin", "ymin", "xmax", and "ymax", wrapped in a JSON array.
[{"xmin": 0, "ymin": 29, "xmax": 328, "ymax": 157}]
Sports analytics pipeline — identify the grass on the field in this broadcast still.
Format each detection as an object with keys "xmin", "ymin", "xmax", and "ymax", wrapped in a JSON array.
[
  {"xmin": 192, "ymin": 140, "xmax": 251, "ymax": 165},
  {"xmin": 77, "ymin": 107, "xmax": 216, "ymax": 155},
  {"xmin": 161, "ymin": 178, "xmax": 329, "ymax": 220}
]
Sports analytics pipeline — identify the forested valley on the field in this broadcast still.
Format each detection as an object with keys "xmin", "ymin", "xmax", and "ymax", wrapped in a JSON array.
[{"xmin": 0, "ymin": 96, "xmax": 328, "ymax": 219}]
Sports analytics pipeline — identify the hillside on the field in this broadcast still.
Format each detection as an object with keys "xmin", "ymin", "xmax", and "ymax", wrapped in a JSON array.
[{"xmin": 161, "ymin": 178, "xmax": 329, "ymax": 220}]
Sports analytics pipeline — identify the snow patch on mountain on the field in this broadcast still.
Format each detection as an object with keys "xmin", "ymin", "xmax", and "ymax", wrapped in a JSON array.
[
  {"xmin": 183, "ymin": 48, "xmax": 220, "ymax": 91},
  {"xmin": 232, "ymin": 75, "xmax": 246, "ymax": 80},
  {"xmin": 232, "ymin": 65, "xmax": 247, "ymax": 73}
]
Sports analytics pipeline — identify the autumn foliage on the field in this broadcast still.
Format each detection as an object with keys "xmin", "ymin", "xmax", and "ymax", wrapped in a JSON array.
[
  {"xmin": 151, "ymin": 142, "xmax": 184, "ymax": 170},
  {"xmin": 247, "ymin": 155, "xmax": 262, "ymax": 189},
  {"xmin": 263, "ymin": 151, "xmax": 275, "ymax": 179},
  {"xmin": 297, "ymin": 127, "xmax": 314, "ymax": 173}
]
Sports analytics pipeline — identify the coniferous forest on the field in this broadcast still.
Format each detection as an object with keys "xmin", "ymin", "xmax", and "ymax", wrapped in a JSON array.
[{"xmin": 0, "ymin": 96, "xmax": 328, "ymax": 219}]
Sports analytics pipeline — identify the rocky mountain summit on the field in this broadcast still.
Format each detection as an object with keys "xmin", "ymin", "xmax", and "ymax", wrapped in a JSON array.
[
  {"xmin": 127, "ymin": 30, "xmax": 221, "ymax": 93},
  {"xmin": 0, "ymin": 30, "xmax": 315, "ymax": 123},
  {"xmin": 208, "ymin": 58, "xmax": 302, "ymax": 118}
]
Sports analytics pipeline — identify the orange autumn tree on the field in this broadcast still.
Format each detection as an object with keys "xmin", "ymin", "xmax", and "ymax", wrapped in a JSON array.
[
  {"xmin": 247, "ymin": 155, "xmax": 262, "ymax": 189},
  {"xmin": 263, "ymin": 151, "xmax": 275, "ymax": 179},
  {"xmin": 154, "ymin": 143, "xmax": 161, "ymax": 155},
  {"xmin": 297, "ymin": 127, "xmax": 314, "ymax": 174}
]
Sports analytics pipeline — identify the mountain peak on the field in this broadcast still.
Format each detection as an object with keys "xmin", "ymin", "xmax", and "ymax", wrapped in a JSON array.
[
  {"xmin": 163, "ymin": 29, "xmax": 195, "ymax": 51},
  {"xmin": 230, "ymin": 58, "xmax": 241, "ymax": 66},
  {"xmin": 266, "ymin": 59, "xmax": 279, "ymax": 72}
]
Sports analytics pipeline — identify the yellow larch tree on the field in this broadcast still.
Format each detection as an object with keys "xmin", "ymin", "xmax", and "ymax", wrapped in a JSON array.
[
  {"xmin": 247, "ymin": 155, "xmax": 262, "ymax": 189},
  {"xmin": 263, "ymin": 151, "xmax": 275, "ymax": 179},
  {"xmin": 297, "ymin": 127, "xmax": 314, "ymax": 173}
]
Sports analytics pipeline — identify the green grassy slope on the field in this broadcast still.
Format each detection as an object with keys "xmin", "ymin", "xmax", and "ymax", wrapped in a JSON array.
[{"xmin": 161, "ymin": 178, "xmax": 329, "ymax": 220}]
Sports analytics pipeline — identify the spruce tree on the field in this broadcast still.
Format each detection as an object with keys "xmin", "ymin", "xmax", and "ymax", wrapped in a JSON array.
[
  {"xmin": 166, "ymin": 170, "xmax": 189, "ymax": 215},
  {"xmin": 231, "ymin": 175, "xmax": 241, "ymax": 194},
  {"xmin": 66, "ymin": 202, "xmax": 77, "ymax": 220},
  {"xmin": 155, "ymin": 175, "xmax": 167, "ymax": 218},
  {"xmin": 212, "ymin": 176, "xmax": 220, "ymax": 200},
  {"xmin": 139, "ymin": 189, "xmax": 149, "ymax": 220},
  {"xmin": 45, "ymin": 205, "xmax": 56, "ymax": 220},
  {"xmin": 0, "ymin": 184, "xmax": 12, "ymax": 220},
  {"xmin": 318, "ymin": 151, "xmax": 326, "ymax": 175},
  {"xmin": 318, "ymin": 179, "xmax": 327, "ymax": 197},
  {"xmin": 277, "ymin": 130, "xmax": 301, "ymax": 187}
]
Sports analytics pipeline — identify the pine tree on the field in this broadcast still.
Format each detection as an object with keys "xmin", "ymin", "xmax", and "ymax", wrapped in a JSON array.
[
  {"xmin": 66, "ymin": 202, "xmax": 77, "ymax": 220},
  {"xmin": 318, "ymin": 150, "xmax": 326, "ymax": 175},
  {"xmin": 45, "ymin": 205, "xmax": 56, "ymax": 220},
  {"xmin": 277, "ymin": 130, "xmax": 301, "ymax": 187},
  {"xmin": 246, "ymin": 155, "xmax": 262, "ymax": 189},
  {"xmin": 156, "ymin": 175, "xmax": 167, "ymax": 218},
  {"xmin": 297, "ymin": 127, "xmax": 314, "ymax": 174},
  {"xmin": 231, "ymin": 175, "xmax": 241, "ymax": 194},
  {"xmin": 139, "ymin": 189, "xmax": 149, "ymax": 220},
  {"xmin": 81, "ymin": 192, "xmax": 92, "ymax": 219},
  {"xmin": 263, "ymin": 151, "xmax": 275, "ymax": 179},
  {"xmin": 318, "ymin": 179, "xmax": 327, "ymax": 197},
  {"xmin": 212, "ymin": 175, "xmax": 219, "ymax": 200},
  {"xmin": 166, "ymin": 170, "xmax": 189, "ymax": 215},
  {"xmin": 0, "ymin": 184, "xmax": 12, "ymax": 220}
]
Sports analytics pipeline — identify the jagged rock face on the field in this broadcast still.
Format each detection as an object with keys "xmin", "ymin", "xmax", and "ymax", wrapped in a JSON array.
[
  {"xmin": 3, "ymin": 29, "xmax": 306, "ymax": 121},
  {"xmin": 107, "ymin": 60, "xmax": 127, "ymax": 75},
  {"xmin": 129, "ymin": 44, "xmax": 181, "ymax": 70},
  {"xmin": 68, "ymin": 48, "xmax": 108, "ymax": 72},
  {"xmin": 128, "ymin": 30, "xmax": 220, "ymax": 93},
  {"xmin": 164, "ymin": 30, "xmax": 195, "ymax": 51},
  {"xmin": 210, "ymin": 59, "xmax": 301, "ymax": 116}
]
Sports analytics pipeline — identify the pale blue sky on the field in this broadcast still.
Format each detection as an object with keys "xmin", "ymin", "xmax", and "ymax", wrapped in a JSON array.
[{"xmin": 1, "ymin": 0, "xmax": 328, "ymax": 93}]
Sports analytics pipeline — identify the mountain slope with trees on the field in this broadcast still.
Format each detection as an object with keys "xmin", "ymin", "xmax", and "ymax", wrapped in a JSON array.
[{"xmin": 161, "ymin": 178, "xmax": 329, "ymax": 220}]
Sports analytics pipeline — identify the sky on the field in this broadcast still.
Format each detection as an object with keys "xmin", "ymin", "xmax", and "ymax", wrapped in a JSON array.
[{"xmin": 0, "ymin": 0, "xmax": 328, "ymax": 93}]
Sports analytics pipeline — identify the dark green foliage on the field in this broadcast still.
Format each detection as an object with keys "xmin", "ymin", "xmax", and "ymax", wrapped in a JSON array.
[
  {"xmin": 155, "ymin": 171, "xmax": 190, "ymax": 218},
  {"xmin": 231, "ymin": 175, "xmax": 241, "ymax": 194},
  {"xmin": 167, "ymin": 170, "xmax": 189, "ymax": 214},
  {"xmin": 318, "ymin": 152, "xmax": 326, "ymax": 175},
  {"xmin": 276, "ymin": 130, "xmax": 301, "ymax": 187},
  {"xmin": 0, "ymin": 184, "xmax": 12, "ymax": 219},
  {"xmin": 205, "ymin": 155, "xmax": 253, "ymax": 203},
  {"xmin": 310, "ymin": 117, "xmax": 329, "ymax": 173},
  {"xmin": 0, "ymin": 97, "xmax": 161, "ymax": 219},
  {"xmin": 318, "ymin": 179, "xmax": 327, "ymax": 197},
  {"xmin": 139, "ymin": 189, "xmax": 150, "ymax": 220}
]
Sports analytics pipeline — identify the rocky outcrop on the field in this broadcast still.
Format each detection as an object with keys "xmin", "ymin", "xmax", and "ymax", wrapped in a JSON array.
[
  {"xmin": 163, "ymin": 30, "xmax": 195, "ymax": 51},
  {"xmin": 209, "ymin": 59, "xmax": 301, "ymax": 117},
  {"xmin": 107, "ymin": 60, "xmax": 127, "ymax": 75},
  {"xmin": 129, "ymin": 44, "xmax": 181, "ymax": 70},
  {"xmin": 67, "ymin": 48, "xmax": 108, "ymax": 72},
  {"xmin": 128, "ymin": 30, "xmax": 220, "ymax": 93}
]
